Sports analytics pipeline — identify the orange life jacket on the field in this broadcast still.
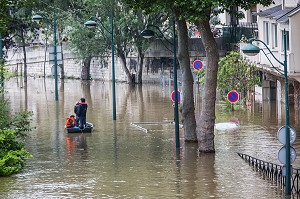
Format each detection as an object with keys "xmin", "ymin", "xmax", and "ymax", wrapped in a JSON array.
[{"xmin": 66, "ymin": 117, "xmax": 75, "ymax": 128}]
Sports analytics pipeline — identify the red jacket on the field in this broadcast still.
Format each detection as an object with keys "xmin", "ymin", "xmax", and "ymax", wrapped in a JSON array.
[{"xmin": 66, "ymin": 117, "xmax": 75, "ymax": 128}]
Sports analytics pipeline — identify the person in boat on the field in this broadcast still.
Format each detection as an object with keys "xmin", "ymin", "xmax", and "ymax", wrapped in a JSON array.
[
  {"xmin": 74, "ymin": 101, "xmax": 81, "ymax": 127},
  {"xmin": 66, "ymin": 115, "xmax": 76, "ymax": 128},
  {"xmin": 78, "ymin": 98, "xmax": 88, "ymax": 129}
]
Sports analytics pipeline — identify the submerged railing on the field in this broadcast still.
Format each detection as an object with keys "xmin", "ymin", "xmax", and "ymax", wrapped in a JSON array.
[{"xmin": 237, "ymin": 152, "xmax": 300, "ymax": 195}]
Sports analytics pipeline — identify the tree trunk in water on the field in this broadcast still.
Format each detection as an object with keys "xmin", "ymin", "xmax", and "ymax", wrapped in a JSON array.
[
  {"xmin": 21, "ymin": 29, "xmax": 27, "ymax": 82},
  {"xmin": 81, "ymin": 57, "xmax": 91, "ymax": 80},
  {"xmin": 117, "ymin": 49, "xmax": 131, "ymax": 83},
  {"xmin": 175, "ymin": 14, "xmax": 197, "ymax": 142},
  {"xmin": 136, "ymin": 47, "xmax": 144, "ymax": 84},
  {"xmin": 57, "ymin": 28, "xmax": 65, "ymax": 79},
  {"xmin": 195, "ymin": 18, "xmax": 219, "ymax": 153}
]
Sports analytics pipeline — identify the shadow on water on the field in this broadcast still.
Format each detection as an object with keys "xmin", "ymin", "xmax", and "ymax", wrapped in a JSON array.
[{"xmin": 0, "ymin": 78, "xmax": 295, "ymax": 198}]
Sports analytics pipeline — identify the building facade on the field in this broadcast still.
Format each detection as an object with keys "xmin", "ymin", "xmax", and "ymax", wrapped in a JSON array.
[{"xmin": 241, "ymin": 0, "xmax": 300, "ymax": 109}]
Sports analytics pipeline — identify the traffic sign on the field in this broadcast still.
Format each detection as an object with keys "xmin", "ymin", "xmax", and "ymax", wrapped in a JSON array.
[
  {"xmin": 171, "ymin": 90, "xmax": 180, "ymax": 103},
  {"xmin": 227, "ymin": 90, "xmax": 239, "ymax": 103},
  {"xmin": 193, "ymin": 60, "xmax": 203, "ymax": 70},
  {"xmin": 49, "ymin": 45, "xmax": 63, "ymax": 64},
  {"xmin": 51, "ymin": 65, "xmax": 62, "ymax": 76},
  {"xmin": 277, "ymin": 126, "xmax": 296, "ymax": 145},
  {"xmin": 278, "ymin": 146, "xmax": 297, "ymax": 164}
]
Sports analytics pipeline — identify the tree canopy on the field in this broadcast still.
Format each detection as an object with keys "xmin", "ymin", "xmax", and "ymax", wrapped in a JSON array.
[
  {"xmin": 218, "ymin": 51, "xmax": 260, "ymax": 97},
  {"xmin": 124, "ymin": 0, "xmax": 273, "ymax": 152}
]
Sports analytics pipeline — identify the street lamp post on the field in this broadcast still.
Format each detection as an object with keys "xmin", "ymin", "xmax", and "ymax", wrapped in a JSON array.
[
  {"xmin": 141, "ymin": 21, "xmax": 180, "ymax": 149},
  {"xmin": 84, "ymin": 8, "xmax": 116, "ymax": 121},
  {"xmin": 242, "ymin": 29, "xmax": 291, "ymax": 195},
  {"xmin": 33, "ymin": 11, "xmax": 59, "ymax": 101},
  {"xmin": 53, "ymin": 9, "xmax": 58, "ymax": 101}
]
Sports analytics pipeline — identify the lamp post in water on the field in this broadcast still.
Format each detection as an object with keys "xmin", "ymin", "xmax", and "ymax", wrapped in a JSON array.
[
  {"xmin": 33, "ymin": 11, "xmax": 59, "ymax": 101},
  {"xmin": 242, "ymin": 29, "xmax": 291, "ymax": 195},
  {"xmin": 84, "ymin": 8, "xmax": 116, "ymax": 121},
  {"xmin": 141, "ymin": 21, "xmax": 180, "ymax": 149}
]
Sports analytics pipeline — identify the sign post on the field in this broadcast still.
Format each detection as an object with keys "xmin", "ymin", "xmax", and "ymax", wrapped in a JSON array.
[
  {"xmin": 49, "ymin": 45, "xmax": 63, "ymax": 65},
  {"xmin": 171, "ymin": 90, "xmax": 180, "ymax": 103},
  {"xmin": 277, "ymin": 125, "xmax": 297, "ymax": 177},
  {"xmin": 227, "ymin": 90, "xmax": 239, "ymax": 111}
]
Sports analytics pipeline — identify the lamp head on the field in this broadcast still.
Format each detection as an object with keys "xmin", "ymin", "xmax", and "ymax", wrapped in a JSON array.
[
  {"xmin": 242, "ymin": 43, "xmax": 260, "ymax": 56},
  {"xmin": 84, "ymin": 20, "xmax": 97, "ymax": 28},
  {"xmin": 32, "ymin": 14, "xmax": 43, "ymax": 23},
  {"xmin": 141, "ymin": 29, "xmax": 155, "ymax": 39}
]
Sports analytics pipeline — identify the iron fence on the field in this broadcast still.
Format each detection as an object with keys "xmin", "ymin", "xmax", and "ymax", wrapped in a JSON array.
[{"xmin": 237, "ymin": 152, "xmax": 300, "ymax": 195}]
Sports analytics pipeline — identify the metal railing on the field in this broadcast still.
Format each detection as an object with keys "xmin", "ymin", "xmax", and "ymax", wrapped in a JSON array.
[
  {"xmin": 237, "ymin": 152, "xmax": 300, "ymax": 195},
  {"xmin": 222, "ymin": 23, "xmax": 258, "ymax": 51}
]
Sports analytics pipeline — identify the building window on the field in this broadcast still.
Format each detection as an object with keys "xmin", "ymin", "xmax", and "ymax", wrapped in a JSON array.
[
  {"xmin": 271, "ymin": 24, "xmax": 278, "ymax": 48},
  {"xmin": 282, "ymin": 30, "xmax": 290, "ymax": 51},
  {"xmin": 263, "ymin": 22, "xmax": 269, "ymax": 45},
  {"xmin": 250, "ymin": 5, "xmax": 257, "ymax": 23},
  {"xmin": 252, "ymin": 14, "xmax": 257, "ymax": 23}
]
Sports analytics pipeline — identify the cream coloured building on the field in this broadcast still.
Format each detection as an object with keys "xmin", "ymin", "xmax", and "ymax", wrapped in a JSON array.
[{"xmin": 240, "ymin": 0, "xmax": 300, "ymax": 107}]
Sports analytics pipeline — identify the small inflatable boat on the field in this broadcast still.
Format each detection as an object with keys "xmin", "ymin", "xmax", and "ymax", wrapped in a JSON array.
[
  {"xmin": 215, "ymin": 122, "xmax": 240, "ymax": 131},
  {"xmin": 65, "ymin": 122, "xmax": 94, "ymax": 133}
]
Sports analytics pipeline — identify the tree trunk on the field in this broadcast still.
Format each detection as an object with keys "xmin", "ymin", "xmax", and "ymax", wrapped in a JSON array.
[
  {"xmin": 117, "ymin": 48, "xmax": 131, "ymax": 83},
  {"xmin": 175, "ymin": 13, "xmax": 197, "ymax": 142},
  {"xmin": 21, "ymin": 29, "xmax": 27, "ymax": 82},
  {"xmin": 137, "ymin": 47, "xmax": 144, "ymax": 84},
  {"xmin": 57, "ymin": 26, "xmax": 65, "ymax": 79},
  {"xmin": 195, "ymin": 17, "xmax": 219, "ymax": 153},
  {"xmin": 81, "ymin": 57, "xmax": 91, "ymax": 80}
]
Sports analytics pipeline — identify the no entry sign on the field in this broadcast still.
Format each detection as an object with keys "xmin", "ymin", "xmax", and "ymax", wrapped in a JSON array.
[
  {"xmin": 193, "ymin": 60, "xmax": 203, "ymax": 70},
  {"xmin": 171, "ymin": 90, "xmax": 181, "ymax": 103},
  {"xmin": 227, "ymin": 90, "xmax": 239, "ymax": 103}
]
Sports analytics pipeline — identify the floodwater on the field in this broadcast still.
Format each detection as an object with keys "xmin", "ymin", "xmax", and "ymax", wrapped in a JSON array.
[{"xmin": 1, "ymin": 77, "xmax": 300, "ymax": 198}]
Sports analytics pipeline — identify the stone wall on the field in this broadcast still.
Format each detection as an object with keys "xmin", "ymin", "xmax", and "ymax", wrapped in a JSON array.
[{"xmin": 5, "ymin": 37, "xmax": 222, "ymax": 83}]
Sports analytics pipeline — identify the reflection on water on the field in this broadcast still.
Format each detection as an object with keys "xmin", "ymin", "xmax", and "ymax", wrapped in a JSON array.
[{"xmin": 1, "ymin": 77, "xmax": 300, "ymax": 198}]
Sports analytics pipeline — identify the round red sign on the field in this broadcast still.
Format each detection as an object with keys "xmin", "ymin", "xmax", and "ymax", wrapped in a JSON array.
[
  {"xmin": 227, "ymin": 90, "xmax": 239, "ymax": 103},
  {"xmin": 193, "ymin": 60, "xmax": 203, "ymax": 70},
  {"xmin": 171, "ymin": 90, "xmax": 181, "ymax": 103}
]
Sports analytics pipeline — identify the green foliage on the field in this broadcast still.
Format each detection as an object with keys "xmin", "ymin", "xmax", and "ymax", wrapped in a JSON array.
[
  {"xmin": 217, "ymin": 51, "xmax": 260, "ymax": 99},
  {"xmin": 10, "ymin": 111, "xmax": 34, "ymax": 138},
  {"xmin": 0, "ymin": 74, "xmax": 33, "ymax": 176},
  {"xmin": 0, "ymin": 99, "xmax": 10, "ymax": 128},
  {"xmin": 60, "ymin": 1, "xmax": 115, "ymax": 60},
  {"xmin": 1, "ymin": 0, "xmax": 39, "ymax": 52},
  {"xmin": 65, "ymin": 21, "xmax": 107, "ymax": 60},
  {"xmin": 0, "ymin": 60, "xmax": 6, "ymax": 95},
  {"xmin": 193, "ymin": 68, "xmax": 205, "ymax": 85},
  {"xmin": 0, "ymin": 98, "xmax": 33, "ymax": 137},
  {"xmin": 58, "ymin": 0, "xmax": 168, "ymax": 82},
  {"xmin": 0, "ymin": 0, "xmax": 34, "ymax": 33},
  {"xmin": 124, "ymin": 0, "xmax": 273, "ymax": 23},
  {"xmin": 218, "ymin": 97, "xmax": 246, "ymax": 112},
  {"xmin": 193, "ymin": 52, "xmax": 260, "ymax": 103},
  {"xmin": 0, "ymin": 129, "xmax": 32, "ymax": 176}
]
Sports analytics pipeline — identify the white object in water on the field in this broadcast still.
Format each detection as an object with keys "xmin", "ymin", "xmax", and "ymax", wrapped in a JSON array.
[{"xmin": 215, "ymin": 122, "xmax": 240, "ymax": 131}]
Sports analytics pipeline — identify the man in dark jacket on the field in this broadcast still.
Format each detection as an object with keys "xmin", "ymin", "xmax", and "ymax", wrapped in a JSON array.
[
  {"xmin": 74, "ymin": 101, "xmax": 81, "ymax": 127},
  {"xmin": 78, "ymin": 98, "xmax": 88, "ymax": 129}
]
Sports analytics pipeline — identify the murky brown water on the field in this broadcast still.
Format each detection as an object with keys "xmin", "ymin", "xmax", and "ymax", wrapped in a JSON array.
[{"xmin": 1, "ymin": 77, "xmax": 299, "ymax": 198}]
